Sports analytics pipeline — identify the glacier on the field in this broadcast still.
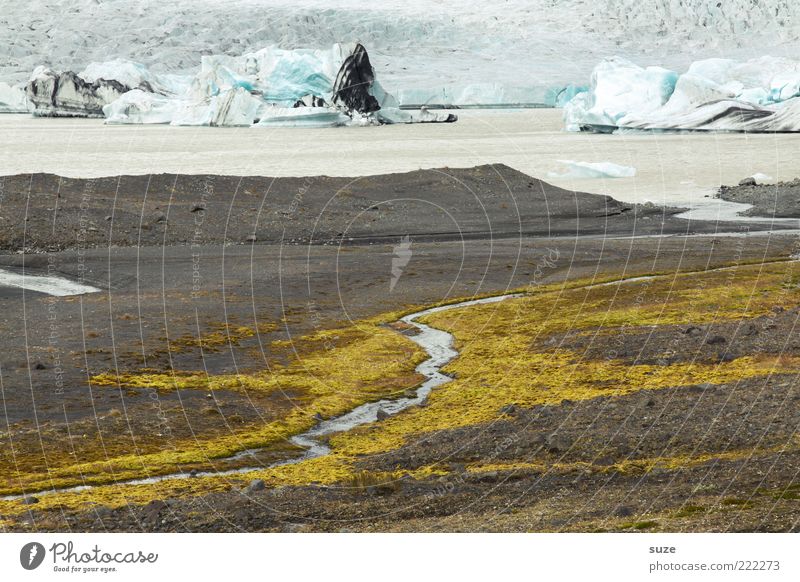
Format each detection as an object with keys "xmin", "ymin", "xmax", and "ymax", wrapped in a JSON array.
[
  {"xmin": 566, "ymin": 56, "xmax": 800, "ymax": 133},
  {"xmin": 5, "ymin": 1, "xmax": 800, "ymax": 112},
  {"xmin": 27, "ymin": 43, "xmax": 457, "ymax": 128}
]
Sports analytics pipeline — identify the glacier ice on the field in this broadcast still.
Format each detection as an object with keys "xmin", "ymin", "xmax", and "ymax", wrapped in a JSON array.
[
  {"xmin": 548, "ymin": 160, "xmax": 636, "ymax": 180},
  {"xmin": 566, "ymin": 55, "xmax": 800, "ymax": 133},
  {"xmin": 0, "ymin": 82, "xmax": 28, "ymax": 113}
]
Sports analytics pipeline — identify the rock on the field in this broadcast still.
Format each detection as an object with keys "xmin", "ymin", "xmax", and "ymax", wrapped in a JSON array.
[
  {"xmin": 475, "ymin": 471, "xmax": 500, "ymax": 483},
  {"xmin": 376, "ymin": 408, "xmax": 390, "ymax": 421},
  {"xmin": 614, "ymin": 505, "xmax": 634, "ymax": 517},
  {"xmin": 245, "ymin": 234, "xmax": 257, "ymax": 243},
  {"xmin": 595, "ymin": 455, "xmax": 616, "ymax": 466},
  {"xmin": 742, "ymin": 323, "xmax": 759, "ymax": 336},
  {"xmin": 738, "ymin": 177, "xmax": 757, "ymax": 186},
  {"xmin": 499, "ymin": 404, "xmax": 517, "ymax": 416},
  {"xmin": 706, "ymin": 335, "xmax": 726, "ymax": 345},
  {"xmin": 246, "ymin": 479, "xmax": 265, "ymax": 493},
  {"xmin": 313, "ymin": 412, "xmax": 324, "ymax": 421},
  {"xmin": 105, "ymin": 215, "xmax": 112, "ymax": 221},
  {"xmin": 190, "ymin": 204, "xmax": 205, "ymax": 213},
  {"xmin": 22, "ymin": 496, "xmax": 39, "ymax": 505},
  {"xmin": 32, "ymin": 361, "xmax": 47, "ymax": 370},
  {"xmin": 143, "ymin": 499, "xmax": 167, "ymax": 521},
  {"xmin": 153, "ymin": 211, "xmax": 167, "ymax": 223},
  {"xmin": 683, "ymin": 325, "xmax": 702, "ymax": 336},
  {"xmin": 189, "ymin": 469, "xmax": 198, "ymax": 478},
  {"xmin": 546, "ymin": 433, "xmax": 572, "ymax": 454}
]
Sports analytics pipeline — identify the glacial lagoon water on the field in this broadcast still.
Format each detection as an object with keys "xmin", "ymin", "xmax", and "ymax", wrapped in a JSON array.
[{"xmin": 1, "ymin": 109, "xmax": 799, "ymax": 215}]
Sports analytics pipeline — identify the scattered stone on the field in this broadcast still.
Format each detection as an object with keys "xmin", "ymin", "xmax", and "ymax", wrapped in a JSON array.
[
  {"xmin": 143, "ymin": 499, "xmax": 167, "ymax": 521},
  {"xmin": 474, "ymin": 471, "xmax": 500, "ymax": 483},
  {"xmin": 246, "ymin": 479, "xmax": 265, "ymax": 493},
  {"xmin": 742, "ymin": 323, "xmax": 759, "ymax": 336},
  {"xmin": 546, "ymin": 433, "xmax": 572, "ymax": 454},
  {"xmin": 499, "ymin": 404, "xmax": 517, "ymax": 416},
  {"xmin": 706, "ymin": 335, "xmax": 726, "ymax": 345},
  {"xmin": 614, "ymin": 505, "xmax": 634, "ymax": 517}
]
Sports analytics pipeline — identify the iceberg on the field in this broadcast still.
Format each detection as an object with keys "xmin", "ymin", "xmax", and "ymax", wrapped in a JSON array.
[
  {"xmin": 25, "ymin": 42, "xmax": 456, "ymax": 128},
  {"xmin": 24, "ymin": 59, "xmax": 183, "ymax": 118},
  {"xmin": 26, "ymin": 66, "xmax": 130, "ymax": 117},
  {"xmin": 566, "ymin": 55, "xmax": 800, "ymax": 133},
  {"xmin": 253, "ymin": 106, "xmax": 349, "ymax": 128},
  {"xmin": 548, "ymin": 160, "xmax": 636, "ymax": 180},
  {"xmin": 0, "ymin": 81, "xmax": 28, "ymax": 113}
]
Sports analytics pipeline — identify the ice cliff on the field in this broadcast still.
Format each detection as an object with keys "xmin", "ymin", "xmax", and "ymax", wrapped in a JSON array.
[{"xmin": 565, "ymin": 56, "xmax": 800, "ymax": 133}]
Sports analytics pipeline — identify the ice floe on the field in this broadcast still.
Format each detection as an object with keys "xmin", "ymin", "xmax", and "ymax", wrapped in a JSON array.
[
  {"xmin": 548, "ymin": 160, "xmax": 636, "ymax": 180},
  {"xmin": 565, "ymin": 56, "xmax": 800, "ymax": 133}
]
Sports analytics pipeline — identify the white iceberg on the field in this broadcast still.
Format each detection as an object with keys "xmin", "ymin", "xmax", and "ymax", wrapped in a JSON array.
[
  {"xmin": 252, "ymin": 106, "xmax": 349, "ymax": 128},
  {"xmin": 566, "ymin": 55, "xmax": 800, "ymax": 133},
  {"xmin": 547, "ymin": 160, "xmax": 636, "ymax": 180},
  {"xmin": 103, "ymin": 89, "xmax": 180, "ymax": 124},
  {"xmin": 564, "ymin": 57, "xmax": 678, "ymax": 131},
  {"xmin": 0, "ymin": 81, "xmax": 28, "ymax": 113}
]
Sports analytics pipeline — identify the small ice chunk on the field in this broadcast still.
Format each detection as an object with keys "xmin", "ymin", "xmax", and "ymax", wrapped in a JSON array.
[
  {"xmin": 751, "ymin": 173, "xmax": 774, "ymax": 184},
  {"xmin": 252, "ymin": 106, "xmax": 349, "ymax": 128},
  {"xmin": 548, "ymin": 160, "xmax": 636, "ymax": 179}
]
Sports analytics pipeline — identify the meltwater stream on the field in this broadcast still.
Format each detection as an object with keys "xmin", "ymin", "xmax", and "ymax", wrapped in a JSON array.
[{"xmin": 3, "ymin": 293, "xmax": 521, "ymax": 501}]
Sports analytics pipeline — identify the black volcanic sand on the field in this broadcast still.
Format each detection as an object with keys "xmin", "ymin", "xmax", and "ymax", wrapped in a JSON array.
[
  {"xmin": 718, "ymin": 178, "xmax": 800, "ymax": 218},
  {"xmin": 0, "ymin": 164, "xmax": 752, "ymax": 253},
  {"xmin": 2, "ymin": 165, "xmax": 800, "ymax": 532}
]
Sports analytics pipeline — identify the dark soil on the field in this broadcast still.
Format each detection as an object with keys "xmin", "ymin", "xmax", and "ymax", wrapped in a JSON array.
[
  {"xmin": 717, "ymin": 178, "xmax": 800, "ymax": 218},
  {"xmin": 2, "ymin": 165, "xmax": 800, "ymax": 532}
]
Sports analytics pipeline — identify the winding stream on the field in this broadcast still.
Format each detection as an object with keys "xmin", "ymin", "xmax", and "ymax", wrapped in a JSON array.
[{"xmin": 3, "ymin": 293, "xmax": 522, "ymax": 500}]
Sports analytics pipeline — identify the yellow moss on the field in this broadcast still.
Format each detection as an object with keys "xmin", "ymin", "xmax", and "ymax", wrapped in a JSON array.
[
  {"xmin": 466, "ymin": 441, "xmax": 799, "ymax": 476},
  {"xmin": 332, "ymin": 261, "xmax": 800, "ymax": 455},
  {"xmin": 5, "ymin": 260, "xmax": 800, "ymax": 520},
  {"xmin": 3, "ymin": 325, "xmax": 426, "ymax": 497}
]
